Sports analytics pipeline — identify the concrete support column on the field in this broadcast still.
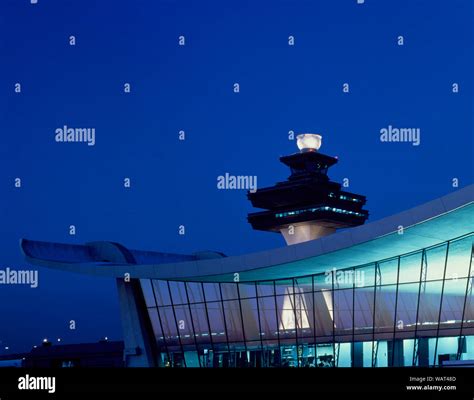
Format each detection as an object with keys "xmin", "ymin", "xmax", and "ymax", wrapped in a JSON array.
[
  {"xmin": 87, "ymin": 241, "xmax": 157, "ymax": 367},
  {"xmin": 116, "ymin": 278, "xmax": 158, "ymax": 367}
]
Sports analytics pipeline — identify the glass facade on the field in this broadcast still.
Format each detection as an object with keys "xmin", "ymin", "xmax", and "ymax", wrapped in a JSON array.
[{"xmin": 141, "ymin": 233, "xmax": 474, "ymax": 367}]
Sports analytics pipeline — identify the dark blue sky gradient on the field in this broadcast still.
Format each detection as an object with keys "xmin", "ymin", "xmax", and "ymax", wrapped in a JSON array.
[{"xmin": 0, "ymin": 0, "xmax": 472, "ymax": 352}]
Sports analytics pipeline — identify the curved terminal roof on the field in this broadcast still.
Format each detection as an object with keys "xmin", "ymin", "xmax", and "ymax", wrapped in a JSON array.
[{"xmin": 21, "ymin": 185, "xmax": 474, "ymax": 282}]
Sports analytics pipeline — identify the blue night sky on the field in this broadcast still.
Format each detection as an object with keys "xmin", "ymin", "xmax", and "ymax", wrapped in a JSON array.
[{"xmin": 0, "ymin": 0, "xmax": 472, "ymax": 353}]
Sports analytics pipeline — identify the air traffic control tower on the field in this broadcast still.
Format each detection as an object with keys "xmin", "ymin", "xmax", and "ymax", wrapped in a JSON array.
[{"xmin": 247, "ymin": 134, "xmax": 369, "ymax": 245}]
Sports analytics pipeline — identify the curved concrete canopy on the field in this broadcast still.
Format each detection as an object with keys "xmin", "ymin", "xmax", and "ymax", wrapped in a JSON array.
[{"xmin": 21, "ymin": 185, "xmax": 474, "ymax": 282}]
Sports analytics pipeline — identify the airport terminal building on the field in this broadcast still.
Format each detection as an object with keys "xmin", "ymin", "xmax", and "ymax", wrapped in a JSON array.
[{"xmin": 20, "ymin": 136, "xmax": 474, "ymax": 368}]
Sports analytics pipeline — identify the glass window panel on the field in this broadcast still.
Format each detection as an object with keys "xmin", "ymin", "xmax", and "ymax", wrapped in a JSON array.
[
  {"xmin": 402, "ymin": 339, "xmax": 415, "ymax": 366},
  {"xmin": 399, "ymin": 252, "xmax": 423, "ymax": 284},
  {"xmin": 294, "ymin": 276, "xmax": 313, "ymax": 292},
  {"xmin": 220, "ymin": 282, "xmax": 239, "ymax": 300},
  {"xmin": 463, "ymin": 336, "xmax": 474, "ymax": 360},
  {"xmin": 315, "ymin": 344, "xmax": 335, "ymax": 367},
  {"xmin": 256, "ymin": 281, "xmax": 274, "ymax": 297},
  {"xmin": 275, "ymin": 293, "xmax": 297, "ymax": 342},
  {"xmin": 184, "ymin": 351, "xmax": 200, "ymax": 367},
  {"xmin": 417, "ymin": 281, "xmax": 442, "ymax": 332},
  {"xmin": 280, "ymin": 345, "xmax": 298, "ymax": 367},
  {"xmin": 257, "ymin": 296, "xmax": 278, "ymax": 342},
  {"xmin": 357, "ymin": 264, "xmax": 375, "ymax": 288},
  {"xmin": 425, "ymin": 243, "xmax": 448, "ymax": 282},
  {"xmin": 148, "ymin": 308, "xmax": 164, "ymax": 343},
  {"xmin": 433, "ymin": 337, "xmax": 459, "ymax": 365},
  {"xmin": 362, "ymin": 341, "xmax": 373, "ymax": 367},
  {"xmin": 337, "ymin": 342, "xmax": 352, "ymax": 367},
  {"xmin": 376, "ymin": 341, "xmax": 388, "ymax": 367},
  {"xmin": 446, "ymin": 236, "xmax": 473, "ymax": 280},
  {"xmin": 240, "ymin": 298, "xmax": 260, "ymax": 342},
  {"xmin": 295, "ymin": 292, "xmax": 313, "ymax": 340},
  {"xmin": 169, "ymin": 281, "xmax": 187, "ymax": 305},
  {"xmin": 276, "ymin": 294, "xmax": 295, "ymax": 334},
  {"xmin": 222, "ymin": 300, "xmax": 245, "ymax": 342},
  {"xmin": 275, "ymin": 289, "xmax": 314, "ymax": 339},
  {"xmin": 186, "ymin": 282, "xmax": 204, "ymax": 304},
  {"xmin": 238, "ymin": 282, "xmax": 256, "ymax": 299},
  {"xmin": 374, "ymin": 284, "xmax": 397, "ymax": 334},
  {"xmin": 153, "ymin": 280, "xmax": 171, "ymax": 306},
  {"xmin": 173, "ymin": 305, "xmax": 194, "ymax": 346},
  {"xmin": 313, "ymin": 290, "xmax": 334, "ymax": 338},
  {"xmin": 334, "ymin": 288, "xmax": 353, "ymax": 336},
  {"xmin": 394, "ymin": 283, "xmax": 420, "ymax": 335},
  {"xmin": 354, "ymin": 288, "xmax": 374, "ymax": 337},
  {"xmin": 189, "ymin": 303, "xmax": 210, "ymax": 342},
  {"xmin": 160, "ymin": 306, "xmax": 178, "ymax": 340},
  {"xmin": 274, "ymin": 279, "xmax": 293, "ymax": 296},
  {"xmin": 202, "ymin": 283, "xmax": 220, "ymax": 302},
  {"xmin": 334, "ymin": 268, "xmax": 357, "ymax": 289},
  {"xmin": 461, "ymin": 279, "xmax": 474, "ymax": 323},
  {"xmin": 378, "ymin": 258, "xmax": 399, "ymax": 286},
  {"xmin": 140, "ymin": 279, "xmax": 156, "ymax": 307},
  {"xmin": 298, "ymin": 344, "xmax": 316, "ymax": 367},
  {"xmin": 313, "ymin": 273, "xmax": 332, "ymax": 291},
  {"xmin": 439, "ymin": 278, "xmax": 467, "ymax": 336},
  {"xmin": 206, "ymin": 302, "xmax": 227, "ymax": 344}
]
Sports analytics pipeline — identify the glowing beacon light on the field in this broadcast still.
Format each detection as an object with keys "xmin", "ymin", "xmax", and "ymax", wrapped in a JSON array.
[{"xmin": 296, "ymin": 133, "xmax": 322, "ymax": 152}]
